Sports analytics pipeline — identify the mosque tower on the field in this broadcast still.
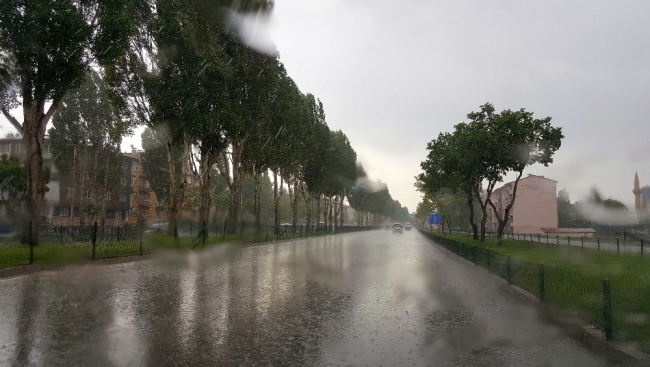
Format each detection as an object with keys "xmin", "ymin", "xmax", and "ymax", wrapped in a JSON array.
[{"xmin": 634, "ymin": 172, "xmax": 642, "ymax": 211}]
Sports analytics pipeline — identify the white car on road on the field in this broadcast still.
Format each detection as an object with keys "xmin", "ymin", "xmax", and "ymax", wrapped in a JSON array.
[{"xmin": 392, "ymin": 223, "xmax": 403, "ymax": 233}]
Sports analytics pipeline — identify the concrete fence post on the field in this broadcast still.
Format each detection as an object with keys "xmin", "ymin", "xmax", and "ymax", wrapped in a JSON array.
[{"xmin": 641, "ymin": 240, "xmax": 645, "ymax": 257}]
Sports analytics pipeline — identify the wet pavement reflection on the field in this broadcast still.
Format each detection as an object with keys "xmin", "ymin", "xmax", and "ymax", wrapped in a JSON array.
[{"xmin": 0, "ymin": 230, "xmax": 612, "ymax": 366}]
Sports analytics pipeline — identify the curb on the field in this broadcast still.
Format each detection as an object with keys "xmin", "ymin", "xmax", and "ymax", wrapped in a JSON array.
[
  {"xmin": 422, "ymin": 232, "xmax": 650, "ymax": 366},
  {"xmin": 0, "ymin": 254, "xmax": 153, "ymax": 280}
]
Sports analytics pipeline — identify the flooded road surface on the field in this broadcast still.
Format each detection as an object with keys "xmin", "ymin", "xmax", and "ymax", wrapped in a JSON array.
[{"xmin": 0, "ymin": 230, "xmax": 611, "ymax": 366}]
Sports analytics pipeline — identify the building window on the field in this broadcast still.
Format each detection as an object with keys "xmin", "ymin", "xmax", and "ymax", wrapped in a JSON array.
[
  {"xmin": 145, "ymin": 180, "xmax": 150, "ymax": 188},
  {"xmin": 84, "ymin": 190, "xmax": 91, "ymax": 199},
  {"xmin": 16, "ymin": 144, "xmax": 23, "ymax": 153},
  {"xmin": 131, "ymin": 177, "xmax": 137, "ymax": 186},
  {"xmin": 130, "ymin": 193, "xmax": 136, "ymax": 202},
  {"xmin": 120, "ymin": 194, "xmax": 127, "ymax": 202},
  {"xmin": 122, "ymin": 162, "xmax": 127, "ymax": 169},
  {"xmin": 60, "ymin": 207, "xmax": 69, "ymax": 216},
  {"xmin": 66, "ymin": 187, "xmax": 74, "ymax": 198},
  {"xmin": 105, "ymin": 192, "xmax": 111, "ymax": 201},
  {"xmin": 121, "ymin": 177, "xmax": 127, "ymax": 186},
  {"xmin": 115, "ymin": 211, "xmax": 122, "ymax": 219},
  {"xmin": 132, "ymin": 163, "xmax": 137, "ymax": 171}
]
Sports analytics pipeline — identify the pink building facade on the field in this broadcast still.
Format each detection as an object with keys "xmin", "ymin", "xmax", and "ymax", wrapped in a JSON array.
[{"xmin": 486, "ymin": 175, "xmax": 558, "ymax": 234}]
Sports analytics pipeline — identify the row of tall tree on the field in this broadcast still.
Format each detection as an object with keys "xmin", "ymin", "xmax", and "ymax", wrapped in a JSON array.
[
  {"xmin": 0, "ymin": 0, "xmax": 410, "ymax": 242},
  {"xmin": 347, "ymin": 174, "xmax": 411, "ymax": 225},
  {"xmin": 416, "ymin": 103, "xmax": 563, "ymax": 245}
]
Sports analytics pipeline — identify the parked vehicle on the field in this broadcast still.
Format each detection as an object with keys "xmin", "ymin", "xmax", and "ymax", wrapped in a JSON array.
[
  {"xmin": 404, "ymin": 223, "xmax": 412, "ymax": 230},
  {"xmin": 392, "ymin": 223, "xmax": 403, "ymax": 233}
]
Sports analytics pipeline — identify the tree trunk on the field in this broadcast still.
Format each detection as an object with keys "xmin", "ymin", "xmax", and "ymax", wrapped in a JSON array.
[
  {"xmin": 23, "ymin": 122, "xmax": 46, "ymax": 245},
  {"xmin": 273, "ymin": 169, "xmax": 280, "ymax": 233},
  {"xmin": 333, "ymin": 196, "xmax": 338, "ymax": 231},
  {"xmin": 290, "ymin": 181, "xmax": 299, "ymax": 229},
  {"xmin": 70, "ymin": 145, "xmax": 77, "ymax": 227},
  {"xmin": 496, "ymin": 220, "xmax": 507, "ymax": 245},
  {"xmin": 227, "ymin": 143, "xmax": 243, "ymax": 234},
  {"xmin": 198, "ymin": 148, "xmax": 212, "ymax": 239},
  {"xmin": 316, "ymin": 195, "xmax": 321, "ymax": 229},
  {"xmin": 101, "ymin": 155, "xmax": 110, "ymax": 226},
  {"xmin": 473, "ymin": 187, "xmax": 489, "ymax": 242},
  {"xmin": 92, "ymin": 149, "xmax": 99, "ymax": 223},
  {"xmin": 479, "ymin": 206, "xmax": 488, "ymax": 242},
  {"xmin": 79, "ymin": 144, "xmax": 88, "ymax": 225},
  {"xmin": 253, "ymin": 170, "xmax": 262, "ymax": 233},
  {"xmin": 302, "ymin": 188, "xmax": 312, "ymax": 229},
  {"xmin": 323, "ymin": 197, "xmax": 328, "ymax": 230},
  {"xmin": 166, "ymin": 140, "xmax": 179, "ymax": 236},
  {"xmin": 328, "ymin": 196, "xmax": 334, "ymax": 232},
  {"xmin": 490, "ymin": 171, "xmax": 524, "ymax": 245},
  {"xmin": 466, "ymin": 188, "xmax": 478, "ymax": 240},
  {"xmin": 339, "ymin": 195, "xmax": 344, "ymax": 228}
]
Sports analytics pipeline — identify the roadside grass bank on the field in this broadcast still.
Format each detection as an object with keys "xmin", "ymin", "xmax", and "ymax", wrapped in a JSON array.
[
  {"xmin": 0, "ymin": 226, "xmax": 377, "ymax": 272},
  {"xmin": 420, "ymin": 230, "xmax": 650, "ymax": 354}
]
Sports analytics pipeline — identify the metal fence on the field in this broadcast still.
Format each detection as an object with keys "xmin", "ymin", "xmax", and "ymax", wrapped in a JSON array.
[
  {"xmin": 448, "ymin": 230, "xmax": 650, "ymax": 256},
  {"xmin": 0, "ymin": 222, "xmax": 380, "ymax": 270},
  {"xmin": 419, "ymin": 231, "xmax": 646, "ymax": 342}
]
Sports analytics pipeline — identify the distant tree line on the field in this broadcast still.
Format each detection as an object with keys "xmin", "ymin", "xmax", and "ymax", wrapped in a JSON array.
[{"xmin": 557, "ymin": 188, "xmax": 648, "ymax": 236}]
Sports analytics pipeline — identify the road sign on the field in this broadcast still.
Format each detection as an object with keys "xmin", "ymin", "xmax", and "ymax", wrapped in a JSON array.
[{"xmin": 428, "ymin": 214, "xmax": 441, "ymax": 225}]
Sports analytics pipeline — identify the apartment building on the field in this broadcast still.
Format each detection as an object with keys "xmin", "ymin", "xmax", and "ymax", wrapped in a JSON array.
[
  {"xmin": 0, "ymin": 137, "xmax": 158, "ymax": 226},
  {"xmin": 123, "ymin": 148, "xmax": 157, "ymax": 225},
  {"xmin": 0, "ymin": 137, "xmax": 59, "ymax": 222},
  {"xmin": 486, "ymin": 174, "xmax": 558, "ymax": 234}
]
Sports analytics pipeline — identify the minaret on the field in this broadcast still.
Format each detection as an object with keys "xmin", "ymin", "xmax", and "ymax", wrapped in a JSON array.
[{"xmin": 634, "ymin": 172, "xmax": 642, "ymax": 211}]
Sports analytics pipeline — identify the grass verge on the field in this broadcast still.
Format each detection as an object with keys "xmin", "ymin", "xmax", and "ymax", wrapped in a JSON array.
[
  {"xmin": 0, "ymin": 227, "xmax": 366, "ymax": 271},
  {"xmin": 422, "ymin": 230, "xmax": 650, "ymax": 353}
]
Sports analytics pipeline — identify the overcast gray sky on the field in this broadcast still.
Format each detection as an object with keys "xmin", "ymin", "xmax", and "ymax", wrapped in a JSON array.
[
  {"xmin": 267, "ymin": 0, "xmax": 650, "ymax": 211},
  {"xmin": 2, "ymin": 0, "xmax": 649, "ymax": 212}
]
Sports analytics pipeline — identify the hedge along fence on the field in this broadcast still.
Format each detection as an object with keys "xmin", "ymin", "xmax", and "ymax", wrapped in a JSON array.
[{"xmin": 419, "ymin": 230, "xmax": 650, "ymax": 349}]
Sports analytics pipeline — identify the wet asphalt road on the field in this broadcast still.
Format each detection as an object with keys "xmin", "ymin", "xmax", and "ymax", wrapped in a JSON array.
[{"xmin": 0, "ymin": 230, "xmax": 612, "ymax": 366}]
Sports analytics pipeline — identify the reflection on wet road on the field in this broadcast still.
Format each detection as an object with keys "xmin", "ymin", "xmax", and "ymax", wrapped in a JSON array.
[{"xmin": 0, "ymin": 230, "xmax": 610, "ymax": 366}]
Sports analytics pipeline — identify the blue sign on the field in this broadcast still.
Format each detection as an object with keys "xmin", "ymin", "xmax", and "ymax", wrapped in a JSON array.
[{"xmin": 428, "ymin": 214, "xmax": 441, "ymax": 225}]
